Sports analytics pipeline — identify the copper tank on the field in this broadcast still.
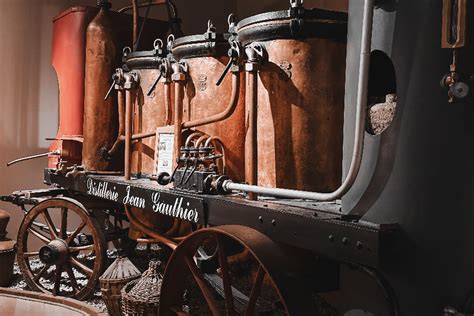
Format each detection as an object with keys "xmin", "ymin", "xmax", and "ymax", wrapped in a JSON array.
[
  {"xmin": 49, "ymin": 7, "xmax": 97, "ymax": 168},
  {"xmin": 236, "ymin": 4, "xmax": 348, "ymax": 191},
  {"xmin": 171, "ymin": 24, "xmax": 246, "ymax": 181},
  {"xmin": 82, "ymin": 2, "xmax": 169, "ymax": 171},
  {"xmin": 125, "ymin": 44, "xmax": 172, "ymax": 176}
]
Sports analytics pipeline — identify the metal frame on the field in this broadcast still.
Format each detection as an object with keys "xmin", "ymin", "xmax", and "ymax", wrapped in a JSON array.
[{"xmin": 44, "ymin": 169, "xmax": 398, "ymax": 269}]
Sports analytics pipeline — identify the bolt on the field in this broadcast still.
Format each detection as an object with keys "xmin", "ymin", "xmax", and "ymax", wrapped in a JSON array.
[
  {"xmin": 356, "ymin": 241, "xmax": 363, "ymax": 250},
  {"xmin": 271, "ymin": 219, "xmax": 276, "ymax": 226},
  {"xmin": 258, "ymin": 216, "xmax": 263, "ymax": 223},
  {"xmin": 342, "ymin": 237, "xmax": 349, "ymax": 245},
  {"xmin": 328, "ymin": 235, "xmax": 335, "ymax": 242}
]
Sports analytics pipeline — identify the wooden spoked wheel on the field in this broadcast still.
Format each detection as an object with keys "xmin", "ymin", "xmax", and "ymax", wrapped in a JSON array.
[
  {"xmin": 159, "ymin": 225, "xmax": 317, "ymax": 316},
  {"xmin": 17, "ymin": 197, "xmax": 106, "ymax": 300}
]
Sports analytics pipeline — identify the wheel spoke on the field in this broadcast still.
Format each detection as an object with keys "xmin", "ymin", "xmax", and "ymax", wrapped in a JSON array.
[
  {"xmin": 42, "ymin": 209, "xmax": 58, "ymax": 239},
  {"xmin": 66, "ymin": 221, "xmax": 86, "ymax": 245},
  {"xmin": 33, "ymin": 264, "xmax": 50, "ymax": 282},
  {"xmin": 216, "ymin": 235, "xmax": 235, "ymax": 316},
  {"xmin": 69, "ymin": 244, "xmax": 95, "ymax": 252},
  {"xmin": 52, "ymin": 264, "xmax": 63, "ymax": 296},
  {"xmin": 60, "ymin": 208, "xmax": 68, "ymax": 239},
  {"xmin": 64, "ymin": 263, "xmax": 79, "ymax": 292},
  {"xmin": 28, "ymin": 227, "xmax": 51, "ymax": 244},
  {"xmin": 70, "ymin": 257, "xmax": 93, "ymax": 278},
  {"xmin": 245, "ymin": 265, "xmax": 265, "ymax": 316},
  {"xmin": 23, "ymin": 251, "xmax": 39, "ymax": 258},
  {"xmin": 184, "ymin": 255, "xmax": 221, "ymax": 315}
]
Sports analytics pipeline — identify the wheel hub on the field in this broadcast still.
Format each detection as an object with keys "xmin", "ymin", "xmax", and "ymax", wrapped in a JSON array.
[{"xmin": 39, "ymin": 239, "xmax": 68, "ymax": 265}]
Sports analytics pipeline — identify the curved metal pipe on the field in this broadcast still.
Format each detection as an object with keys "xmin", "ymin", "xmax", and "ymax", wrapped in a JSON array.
[
  {"xmin": 194, "ymin": 135, "xmax": 210, "ymax": 148},
  {"xmin": 108, "ymin": 89, "xmax": 125, "ymax": 156},
  {"xmin": 185, "ymin": 132, "xmax": 204, "ymax": 147},
  {"xmin": 182, "ymin": 72, "xmax": 240, "ymax": 129},
  {"xmin": 205, "ymin": 136, "xmax": 227, "ymax": 174},
  {"xmin": 118, "ymin": 0, "xmax": 166, "ymax": 13},
  {"xmin": 125, "ymin": 206, "xmax": 177, "ymax": 250},
  {"xmin": 7, "ymin": 150, "xmax": 60, "ymax": 167},
  {"xmin": 223, "ymin": 0, "xmax": 375, "ymax": 201}
]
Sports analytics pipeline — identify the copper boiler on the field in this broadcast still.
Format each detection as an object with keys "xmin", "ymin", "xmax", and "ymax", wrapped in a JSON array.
[
  {"xmin": 124, "ymin": 43, "xmax": 172, "ymax": 176},
  {"xmin": 236, "ymin": 3, "xmax": 348, "ymax": 192},
  {"xmin": 171, "ymin": 23, "xmax": 246, "ymax": 182},
  {"xmin": 81, "ymin": 2, "xmax": 169, "ymax": 171}
]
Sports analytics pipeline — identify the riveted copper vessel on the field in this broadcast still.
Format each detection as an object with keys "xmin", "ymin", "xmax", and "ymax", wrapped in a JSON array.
[
  {"xmin": 82, "ymin": 3, "xmax": 168, "ymax": 171},
  {"xmin": 236, "ymin": 5, "xmax": 348, "ymax": 191},
  {"xmin": 171, "ymin": 25, "xmax": 246, "ymax": 181},
  {"xmin": 125, "ymin": 45, "xmax": 172, "ymax": 176}
]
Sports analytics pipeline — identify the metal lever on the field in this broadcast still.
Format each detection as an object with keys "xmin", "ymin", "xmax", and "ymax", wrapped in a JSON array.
[
  {"xmin": 216, "ymin": 42, "xmax": 241, "ymax": 86},
  {"xmin": 7, "ymin": 150, "xmax": 60, "ymax": 167},
  {"xmin": 147, "ymin": 72, "xmax": 163, "ymax": 96},
  {"xmin": 104, "ymin": 80, "xmax": 116, "ymax": 100},
  {"xmin": 216, "ymin": 58, "xmax": 234, "ymax": 86}
]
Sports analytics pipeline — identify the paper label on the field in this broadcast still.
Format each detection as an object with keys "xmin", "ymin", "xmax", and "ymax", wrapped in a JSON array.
[{"xmin": 155, "ymin": 132, "xmax": 174, "ymax": 175}]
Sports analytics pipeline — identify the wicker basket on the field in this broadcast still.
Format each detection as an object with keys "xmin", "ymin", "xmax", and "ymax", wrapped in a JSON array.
[
  {"xmin": 99, "ymin": 256, "xmax": 141, "ymax": 316},
  {"xmin": 121, "ymin": 260, "xmax": 162, "ymax": 316}
]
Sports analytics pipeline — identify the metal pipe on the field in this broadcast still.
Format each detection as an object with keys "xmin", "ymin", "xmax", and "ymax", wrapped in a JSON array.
[
  {"xmin": 7, "ymin": 150, "xmax": 60, "ymax": 167},
  {"xmin": 174, "ymin": 81, "xmax": 184, "ymax": 167},
  {"xmin": 118, "ymin": 0, "xmax": 166, "ymax": 13},
  {"xmin": 185, "ymin": 132, "xmax": 205, "ymax": 147},
  {"xmin": 125, "ymin": 206, "xmax": 177, "ymax": 250},
  {"xmin": 245, "ymin": 70, "xmax": 258, "ymax": 200},
  {"xmin": 132, "ymin": 0, "xmax": 138, "ymax": 49},
  {"xmin": 223, "ymin": 0, "xmax": 375, "ymax": 201},
  {"xmin": 182, "ymin": 72, "xmax": 240, "ymax": 129},
  {"xmin": 164, "ymin": 81, "xmax": 173, "ymax": 125},
  {"xmin": 124, "ymin": 89, "xmax": 133, "ymax": 180},
  {"xmin": 108, "ymin": 89, "xmax": 125, "ymax": 156}
]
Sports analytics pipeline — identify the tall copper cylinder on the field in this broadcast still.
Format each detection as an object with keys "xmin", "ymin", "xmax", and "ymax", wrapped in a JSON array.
[
  {"xmin": 171, "ymin": 29, "xmax": 246, "ymax": 181},
  {"xmin": 82, "ymin": 4, "xmax": 169, "ymax": 171},
  {"xmin": 236, "ymin": 6, "xmax": 348, "ymax": 191},
  {"xmin": 125, "ymin": 48, "xmax": 171, "ymax": 176},
  {"xmin": 82, "ymin": 2, "xmax": 119, "ymax": 171}
]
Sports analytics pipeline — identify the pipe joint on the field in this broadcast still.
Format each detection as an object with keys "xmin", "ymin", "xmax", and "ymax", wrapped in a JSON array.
[
  {"xmin": 124, "ymin": 71, "xmax": 140, "ymax": 89},
  {"xmin": 171, "ymin": 60, "xmax": 188, "ymax": 82}
]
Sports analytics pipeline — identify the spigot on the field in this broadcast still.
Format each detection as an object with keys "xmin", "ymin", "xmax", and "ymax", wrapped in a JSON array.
[
  {"xmin": 124, "ymin": 71, "xmax": 140, "ymax": 90},
  {"xmin": 245, "ymin": 42, "xmax": 266, "ymax": 72}
]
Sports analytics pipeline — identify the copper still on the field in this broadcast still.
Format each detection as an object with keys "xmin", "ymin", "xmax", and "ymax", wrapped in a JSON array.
[
  {"xmin": 236, "ymin": 2, "xmax": 348, "ymax": 192},
  {"xmin": 48, "ymin": 7, "xmax": 98, "ymax": 168},
  {"xmin": 124, "ymin": 41, "xmax": 172, "ymax": 176},
  {"xmin": 170, "ymin": 21, "xmax": 246, "ymax": 182},
  {"xmin": 82, "ymin": 1, "xmax": 169, "ymax": 171}
]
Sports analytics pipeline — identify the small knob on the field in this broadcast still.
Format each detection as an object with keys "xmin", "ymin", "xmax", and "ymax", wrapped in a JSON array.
[{"xmin": 157, "ymin": 172, "xmax": 171, "ymax": 185}]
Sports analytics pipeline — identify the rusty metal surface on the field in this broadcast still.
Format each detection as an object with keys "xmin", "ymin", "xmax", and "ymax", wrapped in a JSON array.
[
  {"xmin": 0, "ymin": 287, "xmax": 106, "ymax": 316},
  {"xmin": 49, "ymin": 6, "xmax": 97, "ymax": 168},
  {"xmin": 81, "ymin": 9, "xmax": 169, "ymax": 172},
  {"xmin": 159, "ymin": 225, "xmax": 318, "ymax": 315},
  {"xmin": 182, "ymin": 57, "xmax": 246, "ymax": 181},
  {"xmin": 82, "ymin": 8, "xmax": 120, "ymax": 171},
  {"xmin": 131, "ymin": 69, "xmax": 168, "ymax": 175},
  {"xmin": 16, "ymin": 197, "xmax": 106, "ymax": 300},
  {"xmin": 256, "ymin": 38, "xmax": 346, "ymax": 191}
]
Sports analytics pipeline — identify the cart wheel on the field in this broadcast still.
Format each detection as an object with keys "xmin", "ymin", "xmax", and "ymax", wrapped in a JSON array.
[
  {"xmin": 17, "ymin": 197, "xmax": 106, "ymax": 300},
  {"xmin": 159, "ymin": 225, "xmax": 317, "ymax": 315}
]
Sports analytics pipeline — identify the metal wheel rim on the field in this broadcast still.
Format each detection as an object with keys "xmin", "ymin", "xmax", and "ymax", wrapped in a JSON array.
[
  {"xmin": 159, "ymin": 225, "xmax": 317, "ymax": 316},
  {"xmin": 17, "ymin": 197, "xmax": 106, "ymax": 300}
]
